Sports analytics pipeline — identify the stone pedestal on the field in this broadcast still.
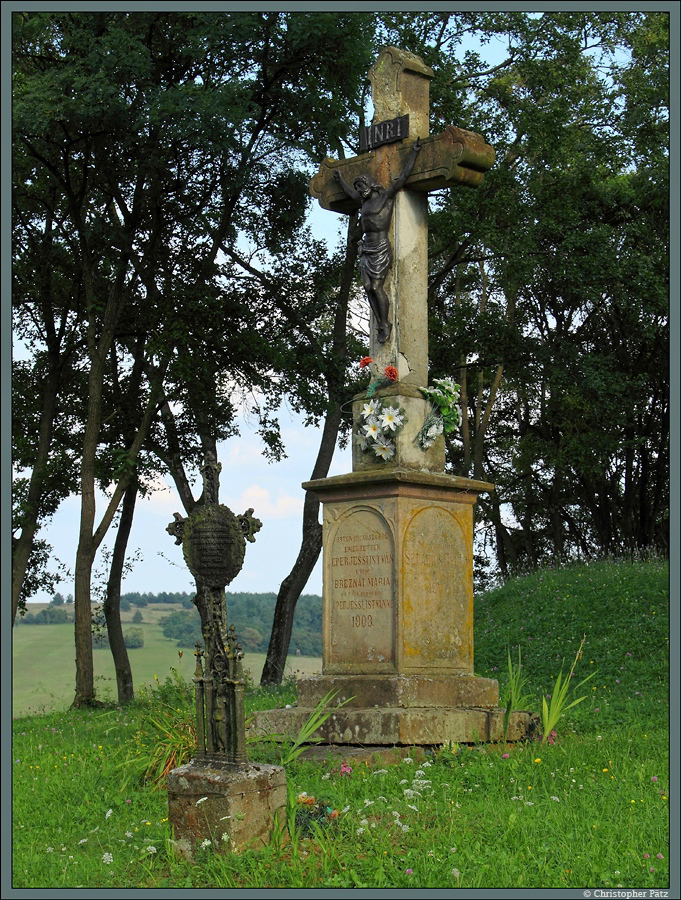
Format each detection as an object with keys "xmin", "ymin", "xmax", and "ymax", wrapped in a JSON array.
[
  {"xmin": 248, "ymin": 469, "xmax": 536, "ymax": 745},
  {"xmin": 167, "ymin": 759, "xmax": 286, "ymax": 860}
]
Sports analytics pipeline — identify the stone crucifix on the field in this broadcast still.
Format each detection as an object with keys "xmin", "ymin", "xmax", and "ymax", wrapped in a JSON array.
[{"xmin": 310, "ymin": 46, "xmax": 494, "ymax": 389}]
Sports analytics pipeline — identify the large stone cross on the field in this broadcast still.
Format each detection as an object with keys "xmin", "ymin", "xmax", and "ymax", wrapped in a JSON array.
[{"xmin": 310, "ymin": 47, "xmax": 494, "ymax": 388}]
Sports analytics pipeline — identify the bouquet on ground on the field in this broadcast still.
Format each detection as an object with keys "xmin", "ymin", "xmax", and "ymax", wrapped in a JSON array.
[{"xmin": 415, "ymin": 377, "xmax": 461, "ymax": 450}]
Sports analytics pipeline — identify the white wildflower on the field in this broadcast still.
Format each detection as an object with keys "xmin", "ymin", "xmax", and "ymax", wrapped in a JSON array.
[
  {"xmin": 102, "ymin": 852, "xmax": 113, "ymax": 865},
  {"xmin": 145, "ymin": 845, "xmax": 157, "ymax": 854},
  {"xmin": 195, "ymin": 797, "xmax": 208, "ymax": 806},
  {"xmin": 200, "ymin": 839, "xmax": 211, "ymax": 849}
]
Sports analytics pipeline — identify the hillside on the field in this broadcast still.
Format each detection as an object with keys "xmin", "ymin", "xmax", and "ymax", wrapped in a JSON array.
[{"xmin": 473, "ymin": 557, "xmax": 669, "ymax": 730}]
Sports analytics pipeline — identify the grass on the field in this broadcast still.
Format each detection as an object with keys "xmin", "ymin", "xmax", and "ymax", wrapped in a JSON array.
[{"xmin": 11, "ymin": 558, "xmax": 670, "ymax": 890}]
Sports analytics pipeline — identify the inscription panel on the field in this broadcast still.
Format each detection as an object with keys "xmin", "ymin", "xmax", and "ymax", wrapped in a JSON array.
[
  {"xmin": 402, "ymin": 505, "xmax": 472, "ymax": 671},
  {"xmin": 326, "ymin": 508, "xmax": 394, "ymax": 670},
  {"xmin": 183, "ymin": 506, "xmax": 244, "ymax": 589}
]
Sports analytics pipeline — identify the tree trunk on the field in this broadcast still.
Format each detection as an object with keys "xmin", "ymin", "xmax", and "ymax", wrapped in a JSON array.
[
  {"xmin": 11, "ymin": 364, "xmax": 60, "ymax": 624},
  {"xmin": 260, "ymin": 403, "xmax": 341, "ymax": 685},
  {"xmin": 260, "ymin": 212, "xmax": 358, "ymax": 686},
  {"xmin": 104, "ymin": 477, "xmax": 138, "ymax": 705}
]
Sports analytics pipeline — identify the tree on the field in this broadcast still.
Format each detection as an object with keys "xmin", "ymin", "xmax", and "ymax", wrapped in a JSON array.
[
  {"xmin": 13, "ymin": 11, "xmax": 376, "ymax": 703},
  {"xmin": 379, "ymin": 12, "xmax": 669, "ymax": 571}
]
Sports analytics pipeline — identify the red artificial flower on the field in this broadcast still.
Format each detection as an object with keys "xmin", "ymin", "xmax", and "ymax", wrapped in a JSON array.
[
  {"xmin": 359, "ymin": 357, "xmax": 373, "ymax": 369},
  {"xmin": 384, "ymin": 365, "xmax": 398, "ymax": 381}
]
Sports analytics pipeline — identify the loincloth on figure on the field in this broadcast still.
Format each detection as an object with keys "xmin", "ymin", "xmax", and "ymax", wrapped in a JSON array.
[{"xmin": 358, "ymin": 237, "xmax": 392, "ymax": 281}]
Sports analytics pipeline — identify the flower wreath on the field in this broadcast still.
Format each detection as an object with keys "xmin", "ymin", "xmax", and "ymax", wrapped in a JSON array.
[{"xmin": 355, "ymin": 360, "xmax": 461, "ymax": 459}]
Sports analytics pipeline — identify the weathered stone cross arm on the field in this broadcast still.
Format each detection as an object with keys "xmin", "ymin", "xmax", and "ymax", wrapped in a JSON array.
[{"xmin": 310, "ymin": 126, "xmax": 495, "ymax": 215}]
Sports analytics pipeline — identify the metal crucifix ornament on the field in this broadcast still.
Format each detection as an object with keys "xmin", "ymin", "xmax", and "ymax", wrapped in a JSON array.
[{"xmin": 166, "ymin": 451, "xmax": 262, "ymax": 765}]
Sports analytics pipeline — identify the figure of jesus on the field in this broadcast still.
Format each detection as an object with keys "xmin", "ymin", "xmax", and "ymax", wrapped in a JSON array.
[{"xmin": 334, "ymin": 138, "xmax": 421, "ymax": 343}]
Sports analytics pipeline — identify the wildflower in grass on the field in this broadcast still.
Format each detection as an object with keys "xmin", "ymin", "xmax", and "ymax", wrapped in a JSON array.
[
  {"xmin": 643, "ymin": 854, "xmax": 650, "ymax": 859},
  {"xmin": 78, "ymin": 839, "xmax": 88, "ymax": 845},
  {"xmin": 650, "ymin": 776, "xmax": 658, "ymax": 782},
  {"xmin": 125, "ymin": 832, "xmax": 132, "ymax": 838},
  {"xmin": 550, "ymin": 796, "xmax": 560, "ymax": 802},
  {"xmin": 105, "ymin": 808, "xmax": 113, "ymax": 819},
  {"xmin": 405, "ymin": 868, "xmax": 413, "ymax": 874},
  {"xmin": 451, "ymin": 868, "xmax": 461, "ymax": 879},
  {"xmin": 102, "ymin": 852, "xmax": 113, "ymax": 865},
  {"xmin": 534, "ymin": 758, "xmax": 541, "ymax": 763},
  {"xmin": 340, "ymin": 762, "xmax": 352, "ymax": 776},
  {"xmin": 501, "ymin": 753, "xmax": 510, "ymax": 759},
  {"xmin": 402, "ymin": 757, "xmax": 413, "ymax": 764},
  {"xmin": 373, "ymin": 769, "xmax": 388, "ymax": 776},
  {"xmin": 46, "ymin": 847, "xmax": 54, "ymax": 853},
  {"xmin": 145, "ymin": 846, "xmax": 157, "ymax": 854},
  {"xmin": 356, "ymin": 827, "xmax": 365, "ymax": 835},
  {"xmin": 200, "ymin": 839, "xmax": 211, "ymax": 849}
]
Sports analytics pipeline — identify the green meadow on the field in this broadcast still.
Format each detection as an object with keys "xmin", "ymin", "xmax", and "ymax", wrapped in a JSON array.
[
  {"xmin": 12, "ymin": 558, "xmax": 670, "ymax": 890},
  {"xmin": 12, "ymin": 604, "xmax": 321, "ymax": 717}
]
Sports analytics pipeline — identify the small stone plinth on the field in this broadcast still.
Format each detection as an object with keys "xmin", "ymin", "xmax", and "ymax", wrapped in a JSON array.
[{"xmin": 166, "ymin": 759, "xmax": 286, "ymax": 861}]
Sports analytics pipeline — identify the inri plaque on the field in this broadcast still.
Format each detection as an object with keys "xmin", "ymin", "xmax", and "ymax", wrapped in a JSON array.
[{"xmin": 326, "ymin": 508, "xmax": 395, "ymax": 671}]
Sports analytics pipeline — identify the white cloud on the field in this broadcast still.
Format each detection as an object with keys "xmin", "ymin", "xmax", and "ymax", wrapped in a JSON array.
[{"xmin": 223, "ymin": 484, "xmax": 303, "ymax": 520}]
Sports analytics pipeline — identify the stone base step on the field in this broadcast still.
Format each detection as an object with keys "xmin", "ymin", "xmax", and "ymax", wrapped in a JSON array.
[{"xmin": 248, "ymin": 705, "xmax": 537, "ymax": 746}]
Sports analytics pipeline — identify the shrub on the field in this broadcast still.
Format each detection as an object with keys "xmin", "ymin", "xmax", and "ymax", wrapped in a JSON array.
[{"xmin": 124, "ymin": 627, "xmax": 144, "ymax": 649}]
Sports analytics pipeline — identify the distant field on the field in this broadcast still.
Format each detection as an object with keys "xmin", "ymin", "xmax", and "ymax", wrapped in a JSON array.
[{"xmin": 13, "ymin": 604, "xmax": 321, "ymax": 717}]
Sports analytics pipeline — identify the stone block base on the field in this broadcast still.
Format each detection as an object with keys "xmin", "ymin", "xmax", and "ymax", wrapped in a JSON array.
[
  {"xmin": 297, "ymin": 673, "xmax": 499, "ymax": 709},
  {"xmin": 166, "ymin": 760, "xmax": 286, "ymax": 860},
  {"xmin": 248, "ymin": 705, "xmax": 536, "ymax": 746}
]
